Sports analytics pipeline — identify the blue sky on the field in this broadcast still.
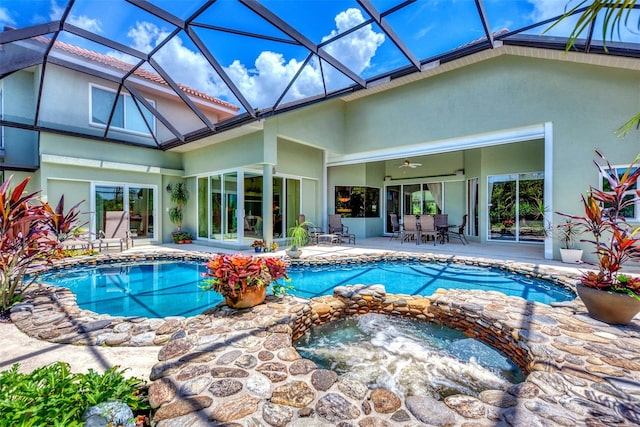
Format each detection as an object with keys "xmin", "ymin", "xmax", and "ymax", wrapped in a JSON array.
[{"xmin": 2, "ymin": 1, "xmax": 636, "ymax": 109}]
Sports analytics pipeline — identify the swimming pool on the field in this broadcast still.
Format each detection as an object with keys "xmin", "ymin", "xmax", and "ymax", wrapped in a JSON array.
[{"xmin": 38, "ymin": 260, "xmax": 575, "ymax": 318}]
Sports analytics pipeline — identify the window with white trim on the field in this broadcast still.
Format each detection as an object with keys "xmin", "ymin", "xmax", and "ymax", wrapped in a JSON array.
[
  {"xmin": 90, "ymin": 85, "xmax": 155, "ymax": 136},
  {"xmin": 601, "ymin": 166, "xmax": 639, "ymax": 220}
]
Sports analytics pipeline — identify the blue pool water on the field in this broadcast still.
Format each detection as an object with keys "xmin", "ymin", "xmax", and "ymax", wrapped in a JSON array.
[{"xmin": 38, "ymin": 260, "xmax": 575, "ymax": 318}]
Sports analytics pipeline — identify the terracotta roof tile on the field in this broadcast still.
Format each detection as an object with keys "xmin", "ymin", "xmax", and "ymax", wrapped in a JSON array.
[{"xmin": 51, "ymin": 39, "xmax": 239, "ymax": 111}]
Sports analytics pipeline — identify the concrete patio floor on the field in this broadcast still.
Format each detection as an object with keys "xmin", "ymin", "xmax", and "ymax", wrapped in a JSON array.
[{"xmin": 0, "ymin": 237, "xmax": 634, "ymax": 383}]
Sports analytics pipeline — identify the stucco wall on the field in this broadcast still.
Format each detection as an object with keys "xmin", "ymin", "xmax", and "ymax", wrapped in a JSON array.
[
  {"xmin": 182, "ymin": 132, "xmax": 264, "ymax": 175},
  {"xmin": 37, "ymin": 64, "xmax": 222, "ymax": 145}
]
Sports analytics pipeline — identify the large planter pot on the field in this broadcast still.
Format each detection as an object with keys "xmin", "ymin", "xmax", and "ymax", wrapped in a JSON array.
[
  {"xmin": 560, "ymin": 248, "xmax": 583, "ymax": 264},
  {"xmin": 223, "ymin": 285, "xmax": 267, "ymax": 309},
  {"xmin": 576, "ymin": 283, "xmax": 640, "ymax": 325},
  {"xmin": 286, "ymin": 249, "xmax": 302, "ymax": 259}
]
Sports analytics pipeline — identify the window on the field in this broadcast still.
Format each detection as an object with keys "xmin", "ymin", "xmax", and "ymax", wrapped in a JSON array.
[
  {"xmin": 602, "ymin": 166, "xmax": 638, "ymax": 219},
  {"xmin": 335, "ymin": 186, "xmax": 380, "ymax": 218},
  {"xmin": 90, "ymin": 85, "xmax": 155, "ymax": 135}
]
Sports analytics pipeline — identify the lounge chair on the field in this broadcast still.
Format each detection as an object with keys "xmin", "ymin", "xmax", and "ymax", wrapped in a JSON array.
[
  {"xmin": 60, "ymin": 231, "xmax": 94, "ymax": 251},
  {"xmin": 419, "ymin": 215, "xmax": 437, "ymax": 246},
  {"xmin": 98, "ymin": 211, "xmax": 133, "ymax": 252},
  {"xmin": 447, "ymin": 214, "xmax": 469, "ymax": 245}
]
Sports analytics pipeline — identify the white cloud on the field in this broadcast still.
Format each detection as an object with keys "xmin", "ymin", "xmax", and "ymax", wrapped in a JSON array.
[
  {"xmin": 50, "ymin": 0, "xmax": 102, "ymax": 33},
  {"xmin": 117, "ymin": 7, "xmax": 384, "ymax": 109},
  {"xmin": 0, "ymin": 7, "xmax": 16, "ymax": 26},
  {"xmin": 322, "ymin": 8, "xmax": 385, "ymax": 74}
]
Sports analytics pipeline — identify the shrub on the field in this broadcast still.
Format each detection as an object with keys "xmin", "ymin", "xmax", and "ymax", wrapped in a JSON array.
[
  {"xmin": 0, "ymin": 362, "xmax": 149, "ymax": 427},
  {"xmin": 0, "ymin": 176, "xmax": 82, "ymax": 311}
]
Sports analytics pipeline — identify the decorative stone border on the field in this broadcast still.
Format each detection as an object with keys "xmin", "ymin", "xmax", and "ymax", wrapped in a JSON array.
[
  {"xmin": 10, "ymin": 251, "xmax": 578, "ymax": 347},
  {"xmin": 9, "ymin": 251, "xmax": 640, "ymax": 424},
  {"xmin": 145, "ymin": 285, "xmax": 640, "ymax": 426}
]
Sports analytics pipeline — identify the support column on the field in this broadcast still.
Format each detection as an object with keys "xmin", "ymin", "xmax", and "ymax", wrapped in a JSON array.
[
  {"xmin": 262, "ymin": 164, "xmax": 273, "ymax": 247},
  {"xmin": 544, "ymin": 121, "xmax": 553, "ymax": 260}
]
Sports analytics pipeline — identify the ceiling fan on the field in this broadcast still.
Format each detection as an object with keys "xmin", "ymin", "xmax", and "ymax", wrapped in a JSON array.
[{"xmin": 398, "ymin": 159, "xmax": 422, "ymax": 169}]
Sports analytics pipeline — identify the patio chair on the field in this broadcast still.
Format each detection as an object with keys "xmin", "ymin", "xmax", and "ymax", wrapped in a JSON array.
[
  {"xmin": 419, "ymin": 214, "xmax": 437, "ymax": 246},
  {"xmin": 401, "ymin": 215, "xmax": 419, "ymax": 244},
  {"xmin": 98, "ymin": 211, "xmax": 133, "ymax": 252},
  {"xmin": 389, "ymin": 213, "xmax": 401, "ymax": 240},
  {"xmin": 298, "ymin": 214, "xmax": 322, "ymax": 245},
  {"xmin": 328, "ymin": 214, "xmax": 355, "ymax": 244},
  {"xmin": 447, "ymin": 214, "xmax": 469, "ymax": 245},
  {"xmin": 434, "ymin": 214, "xmax": 449, "ymax": 243}
]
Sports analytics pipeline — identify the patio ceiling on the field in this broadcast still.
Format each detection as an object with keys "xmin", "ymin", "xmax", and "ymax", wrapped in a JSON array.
[{"xmin": 1, "ymin": 1, "xmax": 639, "ymax": 150}]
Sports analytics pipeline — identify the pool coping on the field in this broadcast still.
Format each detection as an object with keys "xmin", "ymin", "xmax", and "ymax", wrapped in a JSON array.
[
  {"xmin": 9, "ymin": 250, "xmax": 640, "ymax": 425},
  {"xmin": 10, "ymin": 250, "xmax": 580, "ymax": 348}
]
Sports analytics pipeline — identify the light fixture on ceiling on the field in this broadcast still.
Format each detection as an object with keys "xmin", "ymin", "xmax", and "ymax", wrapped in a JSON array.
[{"xmin": 399, "ymin": 159, "xmax": 422, "ymax": 169}]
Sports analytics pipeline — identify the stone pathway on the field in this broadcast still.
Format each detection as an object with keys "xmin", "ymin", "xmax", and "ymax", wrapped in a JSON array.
[{"xmin": 9, "ymin": 251, "xmax": 640, "ymax": 426}]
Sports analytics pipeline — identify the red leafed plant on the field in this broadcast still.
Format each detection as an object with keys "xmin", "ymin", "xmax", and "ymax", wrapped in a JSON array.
[
  {"xmin": 0, "ymin": 175, "xmax": 83, "ymax": 311},
  {"xmin": 559, "ymin": 150, "xmax": 640, "ymax": 300},
  {"xmin": 200, "ymin": 253, "xmax": 289, "ymax": 300}
]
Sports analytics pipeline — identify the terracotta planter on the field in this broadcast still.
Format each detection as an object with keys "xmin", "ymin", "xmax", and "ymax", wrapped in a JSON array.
[
  {"xmin": 224, "ymin": 285, "xmax": 267, "ymax": 309},
  {"xmin": 576, "ymin": 283, "xmax": 640, "ymax": 325}
]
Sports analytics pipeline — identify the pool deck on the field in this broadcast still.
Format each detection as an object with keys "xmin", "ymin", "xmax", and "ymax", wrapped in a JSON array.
[{"xmin": 2, "ymin": 240, "xmax": 640, "ymax": 425}]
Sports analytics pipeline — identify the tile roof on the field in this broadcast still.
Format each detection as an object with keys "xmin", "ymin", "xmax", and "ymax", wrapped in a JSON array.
[{"xmin": 52, "ymin": 39, "xmax": 240, "ymax": 112}]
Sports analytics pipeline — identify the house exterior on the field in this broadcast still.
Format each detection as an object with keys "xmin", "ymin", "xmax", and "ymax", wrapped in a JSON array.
[{"xmin": 2, "ymin": 31, "xmax": 639, "ymax": 260}]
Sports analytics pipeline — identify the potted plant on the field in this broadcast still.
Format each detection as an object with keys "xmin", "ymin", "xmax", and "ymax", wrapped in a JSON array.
[
  {"xmin": 559, "ymin": 150, "xmax": 640, "ymax": 324},
  {"xmin": 555, "ymin": 219, "xmax": 584, "ymax": 264},
  {"xmin": 168, "ymin": 182, "xmax": 189, "ymax": 240},
  {"xmin": 200, "ymin": 254, "xmax": 289, "ymax": 309},
  {"xmin": 172, "ymin": 231, "xmax": 192, "ymax": 244},
  {"xmin": 286, "ymin": 221, "xmax": 310, "ymax": 258},
  {"xmin": 251, "ymin": 240, "xmax": 265, "ymax": 252}
]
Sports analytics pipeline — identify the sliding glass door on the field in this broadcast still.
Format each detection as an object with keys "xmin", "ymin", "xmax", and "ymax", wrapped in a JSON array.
[
  {"xmin": 199, "ymin": 170, "xmax": 302, "ymax": 244},
  {"xmin": 488, "ymin": 172, "xmax": 544, "ymax": 243},
  {"xmin": 94, "ymin": 183, "xmax": 155, "ymax": 241}
]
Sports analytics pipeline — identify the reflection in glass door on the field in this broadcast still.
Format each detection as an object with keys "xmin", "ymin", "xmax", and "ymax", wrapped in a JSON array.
[
  {"xmin": 95, "ymin": 184, "xmax": 155, "ymax": 241},
  {"xmin": 385, "ymin": 185, "xmax": 400, "ymax": 233},
  {"xmin": 128, "ymin": 187, "xmax": 154, "ymax": 239},
  {"xmin": 518, "ymin": 172, "xmax": 545, "ymax": 243},
  {"xmin": 488, "ymin": 172, "xmax": 544, "ymax": 242},
  {"xmin": 210, "ymin": 175, "xmax": 221, "ymax": 239},
  {"xmin": 95, "ymin": 185, "xmax": 124, "ymax": 236},
  {"xmin": 244, "ymin": 173, "xmax": 262, "ymax": 239},
  {"xmin": 199, "ymin": 174, "xmax": 237, "ymax": 241},
  {"xmin": 285, "ymin": 178, "xmax": 301, "ymax": 237},
  {"xmin": 488, "ymin": 175, "xmax": 516, "ymax": 241},
  {"xmin": 224, "ymin": 173, "xmax": 238, "ymax": 240},
  {"xmin": 197, "ymin": 177, "xmax": 208, "ymax": 239}
]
